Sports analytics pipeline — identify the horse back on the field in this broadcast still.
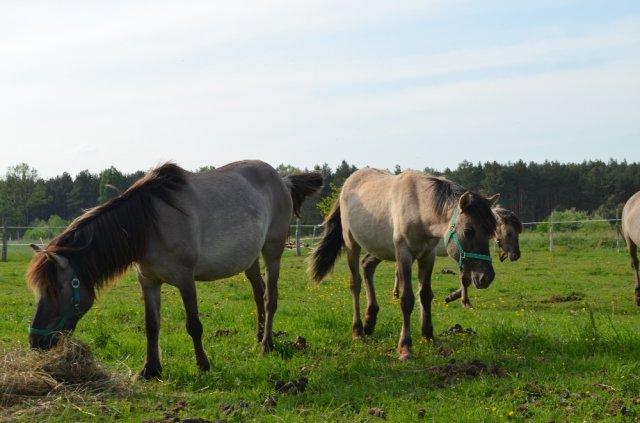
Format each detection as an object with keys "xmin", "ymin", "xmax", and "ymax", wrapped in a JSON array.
[
  {"xmin": 142, "ymin": 160, "xmax": 292, "ymax": 282},
  {"xmin": 341, "ymin": 168, "xmax": 440, "ymax": 260}
]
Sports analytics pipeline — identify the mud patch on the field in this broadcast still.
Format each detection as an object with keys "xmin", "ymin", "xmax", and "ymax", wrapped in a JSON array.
[
  {"xmin": 212, "ymin": 328, "xmax": 238, "ymax": 337},
  {"xmin": 441, "ymin": 268, "xmax": 457, "ymax": 275},
  {"xmin": 146, "ymin": 401, "xmax": 216, "ymax": 423},
  {"xmin": 219, "ymin": 400, "xmax": 250, "ymax": 417},
  {"xmin": 542, "ymin": 292, "xmax": 585, "ymax": 303},
  {"xmin": 275, "ymin": 377, "xmax": 308, "ymax": 395},
  {"xmin": 274, "ymin": 335, "xmax": 308, "ymax": 359},
  {"xmin": 439, "ymin": 324, "xmax": 476, "ymax": 337},
  {"xmin": 427, "ymin": 359, "xmax": 504, "ymax": 385},
  {"xmin": 368, "ymin": 407, "xmax": 386, "ymax": 419}
]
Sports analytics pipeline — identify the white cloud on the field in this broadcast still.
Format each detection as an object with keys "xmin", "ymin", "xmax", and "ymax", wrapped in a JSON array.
[{"xmin": 0, "ymin": 1, "xmax": 638, "ymax": 176}]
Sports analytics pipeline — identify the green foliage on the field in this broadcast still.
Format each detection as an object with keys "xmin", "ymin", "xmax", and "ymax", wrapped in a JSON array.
[
  {"xmin": 0, "ymin": 163, "xmax": 46, "ymax": 226},
  {"xmin": 316, "ymin": 183, "xmax": 340, "ymax": 218},
  {"xmin": 22, "ymin": 215, "xmax": 69, "ymax": 241},
  {"xmin": 536, "ymin": 209, "xmax": 612, "ymax": 233},
  {"xmin": 98, "ymin": 166, "xmax": 126, "ymax": 204}
]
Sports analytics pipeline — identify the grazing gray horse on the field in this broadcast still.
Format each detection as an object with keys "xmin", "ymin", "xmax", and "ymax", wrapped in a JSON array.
[
  {"xmin": 387, "ymin": 206, "xmax": 522, "ymax": 307},
  {"xmin": 309, "ymin": 168, "xmax": 498, "ymax": 360},
  {"xmin": 622, "ymin": 191, "xmax": 640, "ymax": 305},
  {"xmin": 27, "ymin": 160, "xmax": 322, "ymax": 378}
]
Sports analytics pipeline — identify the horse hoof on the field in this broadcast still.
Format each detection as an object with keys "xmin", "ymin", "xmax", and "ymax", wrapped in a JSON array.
[
  {"xmin": 392, "ymin": 291, "xmax": 399, "ymax": 300},
  {"xmin": 363, "ymin": 323, "xmax": 375, "ymax": 336},
  {"xmin": 139, "ymin": 364, "xmax": 162, "ymax": 380},
  {"xmin": 398, "ymin": 345, "xmax": 413, "ymax": 361},
  {"xmin": 197, "ymin": 359, "xmax": 211, "ymax": 372},
  {"xmin": 352, "ymin": 322, "xmax": 364, "ymax": 339},
  {"xmin": 398, "ymin": 351, "xmax": 413, "ymax": 361},
  {"xmin": 261, "ymin": 342, "xmax": 274, "ymax": 355}
]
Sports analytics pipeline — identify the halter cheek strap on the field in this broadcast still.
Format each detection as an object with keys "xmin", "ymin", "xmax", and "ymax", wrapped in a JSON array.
[
  {"xmin": 29, "ymin": 277, "xmax": 82, "ymax": 336},
  {"xmin": 444, "ymin": 208, "xmax": 493, "ymax": 270}
]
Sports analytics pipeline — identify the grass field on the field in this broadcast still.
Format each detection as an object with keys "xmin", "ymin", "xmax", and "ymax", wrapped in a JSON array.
[{"xmin": 1, "ymin": 235, "xmax": 640, "ymax": 422}]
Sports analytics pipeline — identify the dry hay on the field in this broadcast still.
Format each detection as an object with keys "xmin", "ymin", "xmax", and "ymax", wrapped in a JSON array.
[{"xmin": 0, "ymin": 336, "xmax": 131, "ymax": 419}]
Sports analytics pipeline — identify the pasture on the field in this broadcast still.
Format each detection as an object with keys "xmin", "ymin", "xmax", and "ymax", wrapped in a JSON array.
[{"xmin": 1, "ymin": 233, "xmax": 639, "ymax": 422}]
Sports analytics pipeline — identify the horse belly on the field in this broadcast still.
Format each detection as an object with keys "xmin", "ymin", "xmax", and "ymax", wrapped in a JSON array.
[
  {"xmin": 193, "ymin": 222, "xmax": 266, "ymax": 281},
  {"xmin": 348, "ymin": 219, "xmax": 396, "ymax": 261}
]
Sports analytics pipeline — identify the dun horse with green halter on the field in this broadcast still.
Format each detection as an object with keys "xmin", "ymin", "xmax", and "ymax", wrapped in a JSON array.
[
  {"xmin": 26, "ymin": 161, "xmax": 322, "ymax": 378},
  {"xmin": 309, "ymin": 168, "xmax": 499, "ymax": 360}
]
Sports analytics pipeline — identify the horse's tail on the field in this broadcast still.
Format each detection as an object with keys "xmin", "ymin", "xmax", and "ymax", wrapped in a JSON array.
[
  {"xmin": 283, "ymin": 172, "xmax": 324, "ymax": 217},
  {"xmin": 309, "ymin": 201, "xmax": 343, "ymax": 282}
]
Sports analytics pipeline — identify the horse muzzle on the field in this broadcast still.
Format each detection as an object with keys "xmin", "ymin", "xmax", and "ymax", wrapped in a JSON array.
[{"xmin": 29, "ymin": 332, "xmax": 61, "ymax": 350}]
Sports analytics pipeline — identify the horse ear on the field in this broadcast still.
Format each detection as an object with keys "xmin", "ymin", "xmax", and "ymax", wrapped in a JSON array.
[
  {"xmin": 45, "ymin": 251, "xmax": 69, "ymax": 269},
  {"xmin": 458, "ymin": 192, "xmax": 471, "ymax": 211},
  {"xmin": 30, "ymin": 244, "xmax": 43, "ymax": 253},
  {"xmin": 487, "ymin": 193, "xmax": 500, "ymax": 206}
]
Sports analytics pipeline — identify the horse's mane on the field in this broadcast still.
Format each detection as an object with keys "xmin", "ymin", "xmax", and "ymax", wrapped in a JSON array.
[
  {"xmin": 425, "ymin": 175, "xmax": 497, "ymax": 234},
  {"xmin": 27, "ymin": 163, "xmax": 188, "ymax": 296},
  {"xmin": 493, "ymin": 206, "xmax": 523, "ymax": 233}
]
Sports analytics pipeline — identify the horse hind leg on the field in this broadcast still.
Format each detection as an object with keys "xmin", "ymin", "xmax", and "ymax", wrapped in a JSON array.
[
  {"xmin": 395, "ymin": 243, "xmax": 415, "ymax": 360},
  {"xmin": 346, "ymin": 241, "xmax": 364, "ymax": 339},
  {"xmin": 392, "ymin": 270, "xmax": 399, "ymax": 299},
  {"xmin": 361, "ymin": 253, "xmax": 381, "ymax": 335},
  {"xmin": 245, "ymin": 259, "xmax": 266, "ymax": 342},
  {"xmin": 260, "ymin": 241, "xmax": 284, "ymax": 354},
  {"xmin": 628, "ymin": 238, "xmax": 640, "ymax": 306}
]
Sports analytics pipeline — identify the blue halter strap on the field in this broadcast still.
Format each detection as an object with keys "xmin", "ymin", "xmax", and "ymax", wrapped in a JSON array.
[{"xmin": 28, "ymin": 276, "xmax": 82, "ymax": 336}]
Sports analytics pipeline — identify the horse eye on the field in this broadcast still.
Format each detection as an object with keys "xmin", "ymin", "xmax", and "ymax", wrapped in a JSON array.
[{"xmin": 463, "ymin": 228, "xmax": 475, "ymax": 239}]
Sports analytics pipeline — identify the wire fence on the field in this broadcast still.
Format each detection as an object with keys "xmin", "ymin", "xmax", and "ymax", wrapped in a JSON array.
[{"xmin": 0, "ymin": 218, "xmax": 625, "ymax": 262}]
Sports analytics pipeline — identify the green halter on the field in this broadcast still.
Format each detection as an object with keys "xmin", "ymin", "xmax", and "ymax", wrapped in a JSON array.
[
  {"xmin": 444, "ymin": 208, "xmax": 493, "ymax": 270},
  {"xmin": 28, "ymin": 276, "xmax": 82, "ymax": 337}
]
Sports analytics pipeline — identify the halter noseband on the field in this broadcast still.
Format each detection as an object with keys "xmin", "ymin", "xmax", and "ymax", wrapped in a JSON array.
[
  {"xmin": 444, "ymin": 207, "xmax": 493, "ymax": 270},
  {"xmin": 29, "ymin": 273, "xmax": 82, "ymax": 337}
]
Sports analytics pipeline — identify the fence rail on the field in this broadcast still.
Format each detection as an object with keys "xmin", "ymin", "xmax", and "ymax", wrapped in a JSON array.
[{"xmin": 0, "ymin": 218, "xmax": 624, "ymax": 261}]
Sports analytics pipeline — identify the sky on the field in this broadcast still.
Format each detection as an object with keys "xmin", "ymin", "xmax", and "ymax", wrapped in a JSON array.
[{"xmin": 1, "ymin": 0, "xmax": 639, "ymax": 178}]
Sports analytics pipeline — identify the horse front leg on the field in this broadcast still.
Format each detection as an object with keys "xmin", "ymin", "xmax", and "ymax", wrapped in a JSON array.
[
  {"xmin": 177, "ymin": 278, "xmax": 210, "ymax": 372},
  {"xmin": 460, "ymin": 275, "xmax": 472, "ymax": 308},
  {"xmin": 395, "ymin": 244, "xmax": 415, "ymax": 361},
  {"xmin": 139, "ymin": 277, "xmax": 163, "ymax": 379},
  {"xmin": 417, "ymin": 251, "xmax": 435, "ymax": 340},
  {"xmin": 444, "ymin": 288, "xmax": 462, "ymax": 304}
]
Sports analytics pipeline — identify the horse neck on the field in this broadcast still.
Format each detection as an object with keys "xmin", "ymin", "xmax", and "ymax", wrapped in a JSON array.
[{"xmin": 428, "ymin": 205, "xmax": 456, "ymax": 239}]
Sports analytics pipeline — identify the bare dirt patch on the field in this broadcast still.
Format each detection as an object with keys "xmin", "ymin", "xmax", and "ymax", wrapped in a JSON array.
[
  {"xmin": 439, "ymin": 323, "xmax": 476, "ymax": 337},
  {"xmin": 427, "ymin": 359, "xmax": 505, "ymax": 385},
  {"xmin": 542, "ymin": 292, "xmax": 585, "ymax": 303}
]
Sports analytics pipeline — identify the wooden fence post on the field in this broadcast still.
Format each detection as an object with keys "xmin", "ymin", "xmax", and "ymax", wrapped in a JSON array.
[
  {"xmin": 295, "ymin": 218, "xmax": 301, "ymax": 256},
  {"xmin": 548, "ymin": 223, "xmax": 554, "ymax": 252},
  {"xmin": 1, "ymin": 219, "xmax": 7, "ymax": 262}
]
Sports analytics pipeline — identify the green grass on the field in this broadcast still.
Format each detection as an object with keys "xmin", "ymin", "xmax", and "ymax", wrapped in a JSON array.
[{"xmin": 1, "ymin": 243, "xmax": 639, "ymax": 422}]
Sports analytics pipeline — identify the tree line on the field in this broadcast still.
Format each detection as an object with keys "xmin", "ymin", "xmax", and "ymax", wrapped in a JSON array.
[{"xmin": 1, "ymin": 159, "xmax": 639, "ymax": 228}]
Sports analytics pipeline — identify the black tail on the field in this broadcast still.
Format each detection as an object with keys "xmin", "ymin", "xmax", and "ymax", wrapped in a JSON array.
[
  {"xmin": 309, "ymin": 201, "xmax": 344, "ymax": 282},
  {"xmin": 284, "ymin": 172, "xmax": 324, "ymax": 217}
]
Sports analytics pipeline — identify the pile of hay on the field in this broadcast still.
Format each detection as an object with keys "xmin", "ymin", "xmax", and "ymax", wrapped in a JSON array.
[{"xmin": 0, "ymin": 337, "xmax": 130, "ymax": 409}]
